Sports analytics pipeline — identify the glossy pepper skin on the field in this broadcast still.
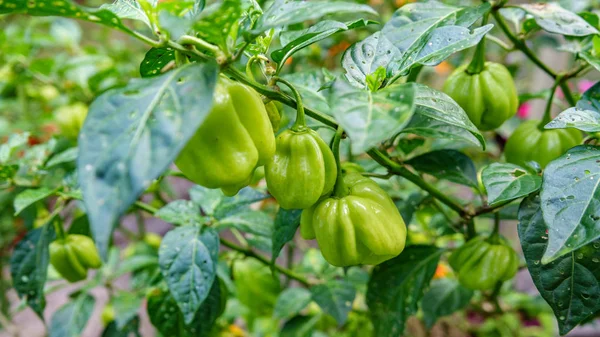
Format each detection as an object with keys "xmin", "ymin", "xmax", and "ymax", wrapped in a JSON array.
[
  {"xmin": 49, "ymin": 234, "xmax": 102, "ymax": 283},
  {"xmin": 265, "ymin": 128, "xmax": 337, "ymax": 209},
  {"xmin": 449, "ymin": 236, "xmax": 519, "ymax": 290},
  {"xmin": 300, "ymin": 172, "xmax": 406, "ymax": 267},
  {"xmin": 443, "ymin": 62, "xmax": 518, "ymax": 131},
  {"xmin": 504, "ymin": 119, "xmax": 581, "ymax": 168},
  {"xmin": 233, "ymin": 258, "xmax": 281, "ymax": 315},
  {"xmin": 175, "ymin": 77, "xmax": 276, "ymax": 196}
]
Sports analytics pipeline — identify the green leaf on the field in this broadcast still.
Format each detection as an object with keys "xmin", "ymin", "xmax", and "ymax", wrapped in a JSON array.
[
  {"xmin": 14, "ymin": 187, "xmax": 55, "ymax": 215},
  {"xmin": 274, "ymin": 288, "xmax": 313, "ymax": 319},
  {"xmin": 158, "ymin": 226, "xmax": 219, "ymax": 324},
  {"xmin": 78, "ymin": 61, "xmax": 218, "ymax": 258},
  {"xmin": 274, "ymin": 19, "xmax": 375, "ymax": 71},
  {"xmin": 579, "ymin": 52, "xmax": 600, "ymax": 74},
  {"xmin": 366, "ymin": 66, "xmax": 387, "ymax": 92},
  {"xmin": 421, "ymin": 279, "xmax": 473, "ymax": 328},
  {"xmin": 49, "ymin": 294, "xmax": 95, "ymax": 337},
  {"xmin": 546, "ymin": 81, "xmax": 600, "ymax": 133},
  {"xmin": 403, "ymin": 84, "xmax": 485, "ymax": 149},
  {"xmin": 45, "ymin": 147, "xmax": 78, "ymax": 168},
  {"xmin": 101, "ymin": 317, "xmax": 141, "ymax": 337},
  {"xmin": 518, "ymin": 194, "xmax": 600, "ymax": 335},
  {"xmin": 147, "ymin": 281, "xmax": 222, "ymax": 337},
  {"xmin": 519, "ymin": 3, "xmax": 599, "ymax": 36},
  {"xmin": 155, "ymin": 200, "xmax": 204, "ymax": 226},
  {"xmin": 100, "ymin": 0, "xmax": 150, "ymax": 27},
  {"xmin": 0, "ymin": 132, "xmax": 29, "ymax": 164},
  {"xmin": 271, "ymin": 208, "xmax": 302, "ymax": 264},
  {"xmin": 541, "ymin": 145, "xmax": 600, "ymax": 263},
  {"xmin": 140, "ymin": 48, "xmax": 176, "ymax": 78},
  {"xmin": 407, "ymin": 150, "xmax": 477, "ymax": 188},
  {"xmin": 195, "ymin": 0, "xmax": 243, "ymax": 53},
  {"xmin": 9, "ymin": 224, "xmax": 55, "ymax": 318},
  {"xmin": 344, "ymin": 1, "xmax": 492, "ymax": 87},
  {"xmin": 328, "ymin": 79, "xmax": 416, "ymax": 155},
  {"xmin": 216, "ymin": 210, "xmax": 273, "ymax": 237},
  {"xmin": 482, "ymin": 163, "xmax": 542, "ymax": 206},
  {"xmin": 189, "ymin": 185, "xmax": 224, "ymax": 216},
  {"xmin": 0, "ymin": 0, "xmax": 138, "ymax": 37},
  {"xmin": 367, "ymin": 245, "xmax": 443, "ymax": 337},
  {"xmin": 111, "ymin": 291, "xmax": 144, "ymax": 330},
  {"xmin": 253, "ymin": 0, "xmax": 377, "ymax": 34},
  {"xmin": 311, "ymin": 280, "xmax": 356, "ymax": 326},
  {"xmin": 212, "ymin": 187, "xmax": 269, "ymax": 219},
  {"xmin": 280, "ymin": 315, "xmax": 321, "ymax": 337},
  {"xmin": 282, "ymin": 70, "xmax": 336, "ymax": 117}
]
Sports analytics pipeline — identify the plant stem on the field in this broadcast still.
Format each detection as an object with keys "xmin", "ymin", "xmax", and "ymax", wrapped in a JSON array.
[
  {"xmin": 332, "ymin": 127, "xmax": 347, "ymax": 197},
  {"xmin": 467, "ymin": 13, "xmax": 489, "ymax": 75},
  {"xmin": 177, "ymin": 35, "xmax": 221, "ymax": 55},
  {"xmin": 492, "ymin": 10, "xmax": 556, "ymax": 78},
  {"xmin": 134, "ymin": 201, "xmax": 158, "ymax": 214},
  {"xmin": 558, "ymin": 81, "xmax": 576, "ymax": 106},
  {"xmin": 466, "ymin": 218, "xmax": 476, "ymax": 239},
  {"xmin": 220, "ymin": 238, "xmax": 311, "ymax": 287},
  {"xmin": 273, "ymin": 77, "xmax": 306, "ymax": 130},
  {"xmin": 367, "ymin": 149, "xmax": 468, "ymax": 216},
  {"xmin": 539, "ymin": 77, "xmax": 561, "ymax": 129}
]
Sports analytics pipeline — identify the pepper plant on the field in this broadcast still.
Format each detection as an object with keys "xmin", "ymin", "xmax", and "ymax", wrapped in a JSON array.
[{"xmin": 2, "ymin": 0, "xmax": 600, "ymax": 336}]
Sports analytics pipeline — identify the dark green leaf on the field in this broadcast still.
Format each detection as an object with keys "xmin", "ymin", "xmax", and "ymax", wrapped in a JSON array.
[
  {"xmin": 280, "ymin": 315, "xmax": 320, "ymax": 337},
  {"xmin": 274, "ymin": 288, "xmax": 313, "ymax": 319},
  {"xmin": 367, "ymin": 245, "xmax": 443, "ymax": 337},
  {"xmin": 482, "ymin": 163, "xmax": 542, "ymax": 206},
  {"xmin": 155, "ymin": 200, "xmax": 203, "ymax": 226},
  {"xmin": 271, "ymin": 208, "xmax": 302, "ymax": 264},
  {"xmin": 140, "ymin": 48, "xmax": 176, "ymax": 78},
  {"xmin": 101, "ymin": 317, "xmax": 141, "ymax": 337},
  {"xmin": 273, "ymin": 20, "xmax": 375, "ymax": 71},
  {"xmin": 421, "ymin": 279, "xmax": 473, "ymax": 328},
  {"xmin": 112, "ymin": 291, "xmax": 144, "ymax": 330},
  {"xmin": 147, "ymin": 280, "xmax": 222, "ymax": 337},
  {"xmin": 49, "ymin": 294, "xmax": 95, "ymax": 337},
  {"xmin": 518, "ymin": 194, "xmax": 600, "ymax": 335},
  {"xmin": 407, "ymin": 150, "xmax": 477, "ymax": 188},
  {"xmin": 546, "ymin": 81, "xmax": 600, "ymax": 132},
  {"xmin": 328, "ymin": 79, "xmax": 416, "ymax": 154},
  {"xmin": 216, "ymin": 210, "xmax": 273, "ymax": 237},
  {"xmin": 195, "ymin": 0, "xmax": 242, "ymax": 53},
  {"xmin": 311, "ymin": 280, "xmax": 356, "ymax": 326},
  {"xmin": 158, "ymin": 226, "xmax": 219, "ymax": 324},
  {"xmin": 519, "ymin": 3, "xmax": 599, "ymax": 36},
  {"xmin": 9, "ymin": 224, "xmax": 55, "ymax": 318},
  {"xmin": 403, "ymin": 84, "xmax": 484, "ymax": 149},
  {"xmin": 540, "ymin": 145, "xmax": 600, "ymax": 263},
  {"xmin": 45, "ymin": 147, "xmax": 78, "ymax": 168},
  {"xmin": 78, "ymin": 61, "xmax": 218, "ymax": 258},
  {"xmin": 14, "ymin": 188, "xmax": 55, "ymax": 216},
  {"xmin": 254, "ymin": 0, "xmax": 377, "ymax": 34},
  {"xmin": 0, "ymin": 0, "xmax": 138, "ymax": 37}
]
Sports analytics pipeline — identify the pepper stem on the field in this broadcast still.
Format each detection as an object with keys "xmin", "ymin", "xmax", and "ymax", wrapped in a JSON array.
[
  {"xmin": 332, "ymin": 126, "xmax": 347, "ymax": 197},
  {"xmin": 466, "ymin": 13, "xmax": 489, "ymax": 75},
  {"xmin": 488, "ymin": 212, "xmax": 501, "ymax": 244},
  {"xmin": 539, "ymin": 76, "xmax": 562, "ymax": 130},
  {"xmin": 273, "ymin": 77, "xmax": 305, "ymax": 131}
]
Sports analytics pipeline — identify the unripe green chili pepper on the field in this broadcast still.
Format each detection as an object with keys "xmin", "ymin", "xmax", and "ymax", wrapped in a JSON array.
[
  {"xmin": 265, "ymin": 78, "xmax": 337, "ymax": 209},
  {"xmin": 50, "ymin": 234, "xmax": 102, "ymax": 283},
  {"xmin": 504, "ymin": 119, "xmax": 581, "ymax": 168},
  {"xmin": 300, "ymin": 128, "xmax": 406, "ymax": 267},
  {"xmin": 175, "ymin": 76, "xmax": 276, "ymax": 196},
  {"xmin": 55, "ymin": 103, "xmax": 88, "ymax": 139},
  {"xmin": 449, "ymin": 235, "xmax": 519, "ymax": 290},
  {"xmin": 443, "ymin": 62, "xmax": 518, "ymax": 131}
]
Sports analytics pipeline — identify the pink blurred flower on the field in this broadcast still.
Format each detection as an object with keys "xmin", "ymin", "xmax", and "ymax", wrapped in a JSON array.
[
  {"xmin": 578, "ymin": 80, "xmax": 594, "ymax": 93},
  {"xmin": 517, "ymin": 102, "xmax": 531, "ymax": 119}
]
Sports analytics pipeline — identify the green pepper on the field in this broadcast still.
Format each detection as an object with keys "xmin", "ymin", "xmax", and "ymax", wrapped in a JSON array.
[
  {"xmin": 264, "ymin": 100, "xmax": 283, "ymax": 131},
  {"xmin": 449, "ymin": 236, "xmax": 519, "ymax": 290},
  {"xmin": 233, "ymin": 258, "xmax": 281, "ymax": 315},
  {"xmin": 300, "ymin": 172, "xmax": 406, "ymax": 267},
  {"xmin": 443, "ymin": 62, "xmax": 518, "ymax": 131},
  {"xmin": 504, "ymin": 119, "xmax": 582, "ymax": 168},
  {"xmin": 55, "ymin": 103, "xmax": 88, "ymax": 139},
  {"xmin": 265, "ymin": 127, "xmax": 337, "ymax": 209},
  {"xmin": 175, "ymin": 76, "xmax": 276, "ymax": 196},
  {"xmin": 49, "ymin": 234, "xmax": 102, "ymax": 283}
]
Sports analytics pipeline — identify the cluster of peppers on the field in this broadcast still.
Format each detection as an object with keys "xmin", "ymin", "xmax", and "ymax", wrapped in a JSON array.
[
  {"xmin": 176, "ymin": 76, "xmax": 407, "ymax": 267},
  {"xmin": 443, "ymin": 27, "xmax": 582, "ymax": 168}
]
